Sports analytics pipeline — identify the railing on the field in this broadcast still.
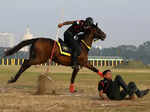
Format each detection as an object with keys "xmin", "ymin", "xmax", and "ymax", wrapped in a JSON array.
[{"xmin": 0, "ymin": 58, "xmax": 124, "ymax": 67}]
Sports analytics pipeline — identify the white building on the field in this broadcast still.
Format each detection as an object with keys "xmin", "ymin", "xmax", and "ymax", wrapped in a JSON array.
[
  {"xmin": 0, "ymin": 32, "xmax": 15, "ymax": 47},
  {"xmin": 21, "ymin": 26, "xmax": 34, "ymax": 52}
]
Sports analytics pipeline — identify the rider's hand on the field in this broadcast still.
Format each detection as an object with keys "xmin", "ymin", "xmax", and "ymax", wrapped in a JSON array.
[{"xmin": 58, "ymin": 23, "xmax": 63, "ymax": 28}]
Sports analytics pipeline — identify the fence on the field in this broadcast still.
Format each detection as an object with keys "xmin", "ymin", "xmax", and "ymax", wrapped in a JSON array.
[{"xmin": 0, "ymin": 57, "xmax": 124, "ymax": 67}]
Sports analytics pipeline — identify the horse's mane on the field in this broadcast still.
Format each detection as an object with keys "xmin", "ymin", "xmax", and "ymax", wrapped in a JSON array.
[
  {"xmin": 78, "ymin": 24, "xmax": 97, "ymax": 41},
  {"xmin": 77, "ymin": 30, "xmax": 90, "ymax": 41}
]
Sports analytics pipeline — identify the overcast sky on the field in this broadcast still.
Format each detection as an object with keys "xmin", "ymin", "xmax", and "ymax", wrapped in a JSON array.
[{"xmin": 0, "ymin": 0, "xmax": 149, "ymax": 48}]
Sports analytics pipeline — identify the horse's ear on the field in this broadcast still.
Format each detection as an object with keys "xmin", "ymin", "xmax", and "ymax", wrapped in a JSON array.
[{"xmin": 96, "ymin": 23, "xmax": 98, "ymax": 27}]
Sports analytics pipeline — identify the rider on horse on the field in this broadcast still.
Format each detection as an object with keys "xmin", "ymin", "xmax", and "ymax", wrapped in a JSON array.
[{"xmin": 58, "ymin": 17, "xmax": 94, "ymax": 69}]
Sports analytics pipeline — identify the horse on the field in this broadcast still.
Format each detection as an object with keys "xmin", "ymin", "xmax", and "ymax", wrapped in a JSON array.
[{"xmin": 4, "ymin": 23, "xmax": 106, "ymax": 93}]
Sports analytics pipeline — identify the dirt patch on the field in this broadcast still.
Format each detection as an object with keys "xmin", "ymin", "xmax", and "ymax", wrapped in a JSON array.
[
  {"xmin": 0, "ymin": 85, "xmax": 149, "ymax": 112},
  {"xmin": 0, "ymin": 66, "xmax": 150, "ymax": 112}
]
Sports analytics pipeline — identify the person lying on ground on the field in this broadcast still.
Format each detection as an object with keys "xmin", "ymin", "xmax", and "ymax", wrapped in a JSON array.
[{"xmin": 98, "ymin": 70, "xmax": 149, "ymax": 100}]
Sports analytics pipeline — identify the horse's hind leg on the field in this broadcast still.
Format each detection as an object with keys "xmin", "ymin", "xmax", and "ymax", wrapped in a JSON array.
[
  {"xmin": 8, "ymin": 51, "xmax": 49, "ymax": 84},
  {"xmin": 8, "ymin": 44, "xmax": 44, "ymax": 83},
  {"xmin": 8, "ymin": 45, "xmax": 34, "ymax": 83},
  {"xmin": 8, "ymin": 59, "xmax": 31, "ymax": 83}
]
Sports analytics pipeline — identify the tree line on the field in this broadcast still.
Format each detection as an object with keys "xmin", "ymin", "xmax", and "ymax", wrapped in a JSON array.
[{"xmin": 89, "ymin": 41, "xmax": 150, "ymax": 64}]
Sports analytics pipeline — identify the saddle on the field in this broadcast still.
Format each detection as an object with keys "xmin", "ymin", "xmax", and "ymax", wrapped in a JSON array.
[
  {"xmin": 56, "ymin": 38, "xmax": 91, "ymax": 56},
  {"xmin": 57, "ymin": 38, "xmax": 72, "ymax": 56}
]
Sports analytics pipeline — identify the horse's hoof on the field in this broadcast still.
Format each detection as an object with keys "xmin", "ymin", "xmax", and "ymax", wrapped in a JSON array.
[
  {"xmin": 8, "ymin": 77, "xmax": 16, "ymax": 84},
  {"xmin": 8, "ymin": 80, "xmax": 16, "ymax": 84}
]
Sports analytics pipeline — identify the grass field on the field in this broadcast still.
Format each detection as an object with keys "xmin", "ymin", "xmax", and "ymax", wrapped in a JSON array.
[{"xmin": 0, "ymin": 66, "xmax": 150, "ymax": 112}]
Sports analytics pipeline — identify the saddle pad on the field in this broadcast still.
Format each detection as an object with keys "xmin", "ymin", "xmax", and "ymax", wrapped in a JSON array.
[
  {"xmin": 56, "ymin": 41, "xmax": 72, "ymax": 56},
  {"xmin": 56, "ymin": 39, "xmax": 91, "ymax": 56}
]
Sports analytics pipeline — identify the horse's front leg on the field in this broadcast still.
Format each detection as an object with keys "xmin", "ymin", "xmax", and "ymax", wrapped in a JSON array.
[
  {"xmin": 70, "ymin": 68, "xmax": 80, "ymax": 93},
  {"xmin": 85, "ymin": 63, "xmax": 103, "ymax": 77}
]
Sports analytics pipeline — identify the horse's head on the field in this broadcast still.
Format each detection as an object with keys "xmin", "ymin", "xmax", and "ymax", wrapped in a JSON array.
[{"xmin": 87, "ymin": 23, "xmax": 106, "ymax": 41}]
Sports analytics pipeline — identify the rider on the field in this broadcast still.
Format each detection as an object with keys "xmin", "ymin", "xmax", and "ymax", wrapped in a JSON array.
[
  {"xmin": 98, "ymin": 70, "xmax": 150, "ymax": 100},
  {"xmin": 58, "ymin": 17, "xmax": 94, "ymax": 69}
]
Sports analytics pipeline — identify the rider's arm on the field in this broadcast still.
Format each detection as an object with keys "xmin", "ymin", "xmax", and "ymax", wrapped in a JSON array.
[
  {"xmin": 63, "ymin": 21, "xmax": 76, "ymax": 25},
  {"xmin": 58, "ymin": 21, "xmax": 76, "ymax": 28},
  {"xmin": 98, "ymin": 81, "xmax": 109, "ymax": 101}
]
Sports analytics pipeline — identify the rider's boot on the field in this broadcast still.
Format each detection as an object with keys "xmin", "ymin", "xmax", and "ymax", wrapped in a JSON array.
[
  {"xmin": 135, "ymin": 89, "xmax": 150, "ymax": 98},
  {"xmin": 128, "ymin": 82, "xmax": 150, "ymax": 97}
]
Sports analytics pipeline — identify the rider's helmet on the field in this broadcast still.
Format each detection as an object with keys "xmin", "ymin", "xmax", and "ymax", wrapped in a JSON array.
[{"xmin": 85, "ymin": 17, "xmax": 94, "ymax": 26}]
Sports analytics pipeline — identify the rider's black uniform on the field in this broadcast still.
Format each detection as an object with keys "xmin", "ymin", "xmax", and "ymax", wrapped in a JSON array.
[
  {"xmin": 98, "ymin": 75, "xmax": 148, "ymax": 100},
  {"xmin": 64, "ymin": 20, "xmax": 86, "ymax": 66}
]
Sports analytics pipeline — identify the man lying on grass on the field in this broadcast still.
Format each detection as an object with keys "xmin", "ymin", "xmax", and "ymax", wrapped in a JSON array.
[{"xmin": 98, "ymin": 70, "xmax": 149, "ymax": 100}]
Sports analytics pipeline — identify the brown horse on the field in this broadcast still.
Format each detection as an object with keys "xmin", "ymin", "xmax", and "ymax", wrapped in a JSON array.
[{"xmin": 5, "ymin": 23, "xmax": 106, "ymax": 93}]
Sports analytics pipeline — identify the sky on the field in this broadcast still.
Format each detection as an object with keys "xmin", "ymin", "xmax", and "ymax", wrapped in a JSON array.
[{"xmin": 0, "ymin": 0, "xmax": 150, "ymax": 48}]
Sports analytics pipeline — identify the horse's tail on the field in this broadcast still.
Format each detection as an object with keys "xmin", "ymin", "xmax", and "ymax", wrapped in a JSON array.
[{"xmin": 4, "ymin": 39, "xmax": 38, "ymax": 56}]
